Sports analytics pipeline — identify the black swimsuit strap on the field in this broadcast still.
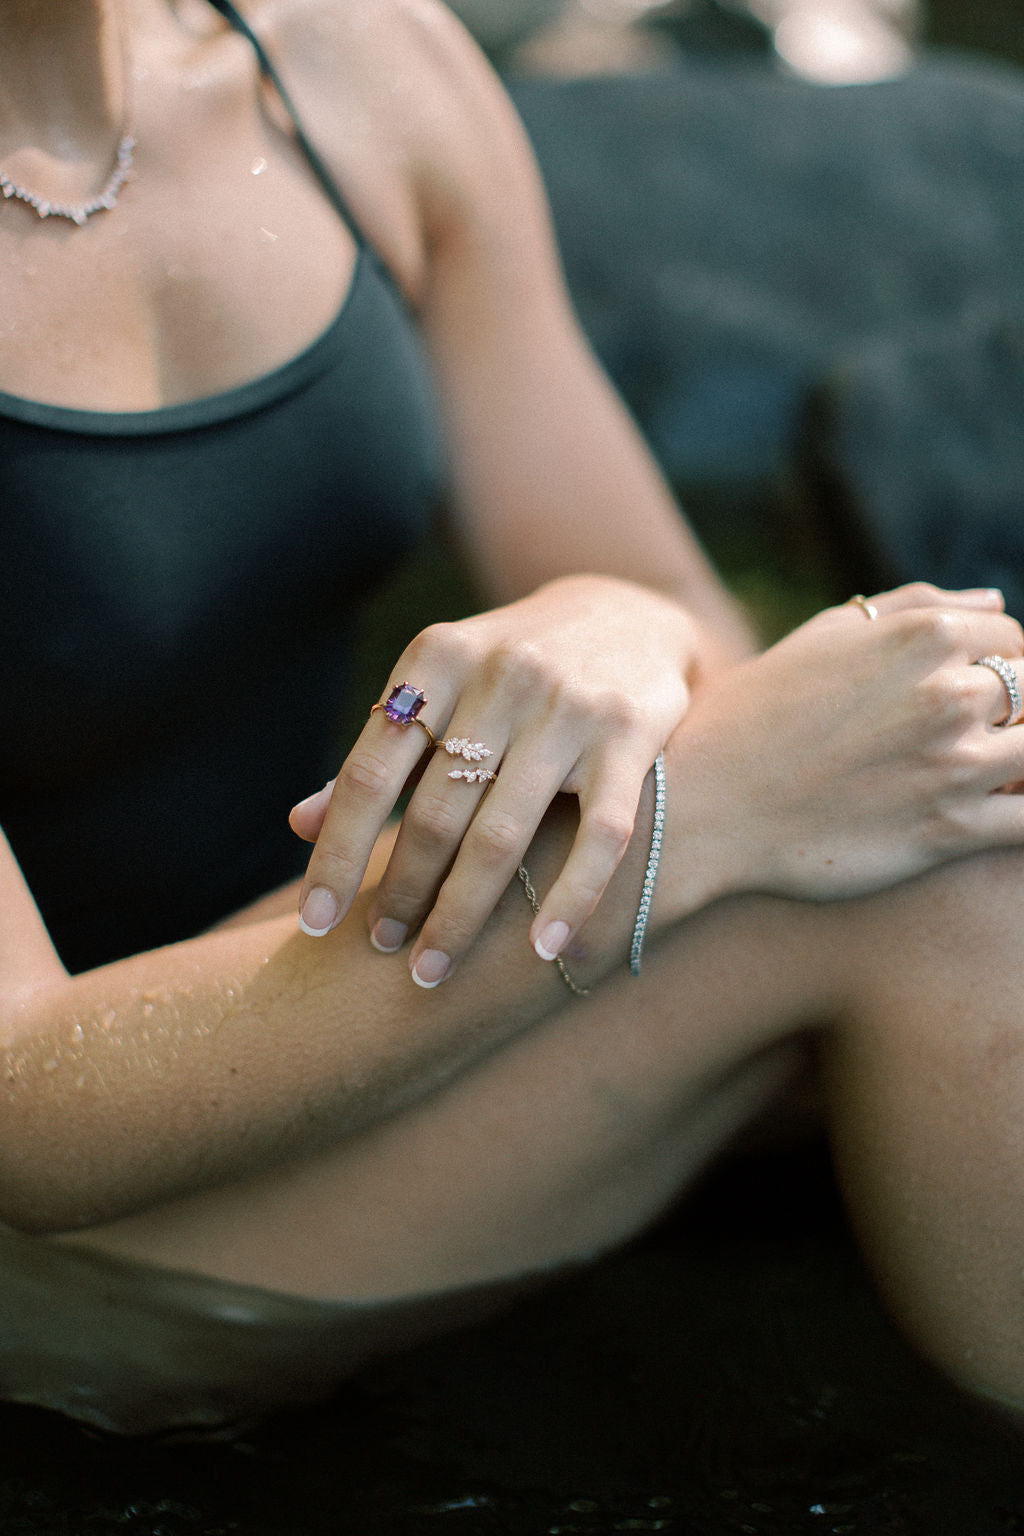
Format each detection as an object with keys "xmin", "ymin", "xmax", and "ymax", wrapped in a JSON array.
[{"xmin": 205, "ymin": 0, "xmax": 364, "ymax": 241}]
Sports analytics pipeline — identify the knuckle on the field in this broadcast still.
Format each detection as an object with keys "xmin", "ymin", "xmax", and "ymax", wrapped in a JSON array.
[
  {"xmin": 402, "ymin": 620, "xmax": 475, "ymax": 677},
  {"xmin": 466, "ymin": 812, "xmax": 524, "ymax": 866},
  {"xmin": 481, "ymin": 637, "xmax": 549, "ymax": 698},
  {"xmin": 402, "ymin": 792, "xmax": 464, "ymax": 851},
  {"xmin": 937, "ymin": 739, "xmax": 985, "ymax": 791},
  {"xmin": 583, "ymin": 806, "xmax": 635, "ymax": 855},
  {"xmin": 338, "ymin": 749, "xmax": 394, "ymax": 800},
  {"xmin": 421, "ymin": 896, "xmax": 481, "ymax": 955},
  {"xmin": 908, "ymin": 608, "xmax": 966, "ymax": 656},
  {"xmin": 913, "ymin": 667, "xmax": 979, "ymax": 729},
  {"xmin": 926, "ymin": 795, "xmax": 973, "ymax": 851},
  {"xmin": 374, "ymin": 877, "xmax": 426, "ymax": 921},
  {"xmin": 308, "ymin": 843, "xmax": 364, "ymax": 888},
  {"xmin": 901, "ymin": 580, "xmax": 944, "ymax": 608},
  {"xmin": 562, "ymin": 868, "xmax": 608, "ymax": 912}
]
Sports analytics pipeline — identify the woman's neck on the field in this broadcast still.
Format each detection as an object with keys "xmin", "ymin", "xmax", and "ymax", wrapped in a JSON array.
[{"xmin": 0, "ymin": 0, "xmax": 129, "ymax": 157}]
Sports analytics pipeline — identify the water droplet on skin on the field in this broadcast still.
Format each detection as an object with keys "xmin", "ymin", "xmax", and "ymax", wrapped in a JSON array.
[
  {"xmin": 251, "ymin": 157, "xmax": 268, "ymax": 175},
  {"xmin": 259, "ymin": 226, "xmax": 278, "ymax": 242},
  {"xmin": 100, "ymin": 1009, "xmax": 116, "ymax": 1029},
  {"xmin": 70, "ymin": 1023, "xmax": 84, "ymax": 1043}
]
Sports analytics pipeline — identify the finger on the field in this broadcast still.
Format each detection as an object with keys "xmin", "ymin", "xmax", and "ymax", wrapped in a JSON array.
[
  {"xmin": 957, "ymin": 790, "xmax": 1024, "ymax": 851},
  {"xmin": 526, "ymin": 756, "xmax": 650, "ymax": 964},
  {"xmin": 298, "ymin": 681, "xmax": 451, "ymax": 936},
  {"xmin": 367, "ymin": 721, "xmax": 511, "ymax": 953},
  {"xmin": 821, "ymin": 584, "xmax": 1006, "ymax": 632},
  {"xmin": 893, "ymin": 608, "xmax": 1024, "ymax": 671},
  {"xmin": 403, "ymin": 735, "xmax": 572, "ymax": 987},
  {"xmin": 289, "ymin": 779, "xmax": 336, "ymax": 843},
  {"xmin": 871, "ymin": 583, "xmax": 1006, "ymax": 617}
]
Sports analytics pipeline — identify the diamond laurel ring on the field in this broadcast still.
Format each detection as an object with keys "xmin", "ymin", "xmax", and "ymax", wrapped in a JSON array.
[
  {"xmin": 370, "ymin": 682, "xmax": 438, "ymax": 747},
  {"xmin": 438, "ymin": 736, "xmax": 498, "ymax": 785},
  {"xmin": 974, "ymin": 656, "xmax": 1023, "ymax": 727}
]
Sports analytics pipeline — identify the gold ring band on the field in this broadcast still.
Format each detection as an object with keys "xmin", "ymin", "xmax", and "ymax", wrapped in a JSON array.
[{"xmin": 849, "ymin": 593, "xmax": 879, "ymax": 622}]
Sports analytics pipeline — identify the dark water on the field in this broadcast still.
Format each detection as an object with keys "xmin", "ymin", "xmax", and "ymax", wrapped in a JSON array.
[{"xmin": 2, "ymin": 1141, "xmax": 1023, "ymax": 1536}]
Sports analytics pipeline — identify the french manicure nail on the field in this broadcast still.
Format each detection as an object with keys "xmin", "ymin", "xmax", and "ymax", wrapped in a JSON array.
[
  {"xmin": 299, "ymin": 886, "xmax": 339, "ymax": 937},
  {"xmin": 370, "ymin": 918, "xmax": 408, "ymax": 953},
  {"xmin": 411, "ymin": 950, "xmax": 451, "ymax": 989},
  {"xmin": 534, "ymin": 920, "xmax": 570, "ymax": 962}
]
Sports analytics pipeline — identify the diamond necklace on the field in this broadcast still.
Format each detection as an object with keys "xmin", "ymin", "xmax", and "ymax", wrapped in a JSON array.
[{"xmin": 0, "ymin": 10, "xmax": 135, "ymax": 226}]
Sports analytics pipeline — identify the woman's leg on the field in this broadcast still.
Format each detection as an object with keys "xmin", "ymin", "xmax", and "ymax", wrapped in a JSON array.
[
  {"xmin": 62, "ymin": 886, "xmax": 839, "ymax": 1299},
  {"xmin": 824, "ymin": 847, "xmax": 1024, "ymax": 1410},
  {"xmin": 62, "ymin": 843, "xmax": 1024, "ymax": 1415}
]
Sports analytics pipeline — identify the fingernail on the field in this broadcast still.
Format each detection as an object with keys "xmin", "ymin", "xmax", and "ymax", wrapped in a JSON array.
[
  {"xmin": 411, "ymin": 950, "xmax": 451, "ymax": 989},
  {"xmin": 299, "ymin": 886, "xmax": 339, "ymax": 937},
  {"xmin": 370, "ymin": 918, "xmax": 408, "ymax": 953},
  {"xmin": 534, "ymin": 920, "xmax": 570, "ymax": 962}
]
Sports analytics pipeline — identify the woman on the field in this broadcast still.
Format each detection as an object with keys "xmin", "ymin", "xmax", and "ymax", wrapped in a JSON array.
[{"xmin": 2, "ymin": 0, "xmax": 1024, "ymax": 1434}]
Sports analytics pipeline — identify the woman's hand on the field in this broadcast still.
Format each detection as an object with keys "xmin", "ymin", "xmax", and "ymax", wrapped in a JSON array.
[
  {"xmin": 290, "ymin": 575, "xmax": 708, "ymax": 983},
  {"xmin": 660, "ymin": 582, "xmax": 1024, "ymax": 915}
]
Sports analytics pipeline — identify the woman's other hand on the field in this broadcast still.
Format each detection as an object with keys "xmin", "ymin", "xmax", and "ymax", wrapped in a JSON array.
[
  {"xmin": 291, "ymin": 574, "xmax": 704, "ymax": 983},
  {"xmin": 661, "ymin": 582, "xmax": 1024, "ymax": 914}
]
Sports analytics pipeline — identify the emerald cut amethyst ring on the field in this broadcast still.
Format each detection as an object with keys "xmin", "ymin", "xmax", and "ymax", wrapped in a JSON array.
[{"xmin": 370, "ymin": 683, "xmax": 438, "ymax": 747}]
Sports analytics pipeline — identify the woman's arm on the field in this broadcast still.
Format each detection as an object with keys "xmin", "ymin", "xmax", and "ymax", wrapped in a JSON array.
[
  {"xmin": 276, "ymin": 0, "xmax": 752, "ymax": 652},
  {"xmin": 267, "ymin": 0, "xmax": 753, "ymax": 966},
  {"xmin": 0, "ymin": 785, "xmax": 646, "ymax": 1239},
  {"xmin": 407, "ymin": 2, "xmax": 755, "ymax": 659},
  {"xmin": 9, "ymin": 586, "xmax": 1022, "ymax": 1238}
]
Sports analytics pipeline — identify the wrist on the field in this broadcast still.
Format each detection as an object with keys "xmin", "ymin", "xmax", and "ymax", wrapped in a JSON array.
[{"xmin": 648, "ymin": 723, "xmax": 760, "ymax": 930}]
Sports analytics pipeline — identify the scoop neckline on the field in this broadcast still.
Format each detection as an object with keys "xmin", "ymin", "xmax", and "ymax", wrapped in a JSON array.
[{"xmin": 0, "ymin": 247, "xmax": 366, "ymax": 438}]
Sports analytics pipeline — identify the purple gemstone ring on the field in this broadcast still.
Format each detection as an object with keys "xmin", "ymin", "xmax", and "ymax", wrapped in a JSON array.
[{"xmin": 370, "ymin": 682, "xmax": 438, "ymax": 747}]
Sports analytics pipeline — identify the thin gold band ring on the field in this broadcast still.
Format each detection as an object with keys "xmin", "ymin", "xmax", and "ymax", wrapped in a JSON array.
[{"xmin": 849, "ymin": 594, "xmax": 879, "ymax": 622}]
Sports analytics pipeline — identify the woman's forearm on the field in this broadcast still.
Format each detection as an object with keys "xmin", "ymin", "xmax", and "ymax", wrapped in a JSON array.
[{"xmin": 0, "ymin": 787, "xmax": 680, "ymax": 1236}]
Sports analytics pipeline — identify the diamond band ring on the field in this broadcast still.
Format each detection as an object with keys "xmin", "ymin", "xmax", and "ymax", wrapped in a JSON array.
[{"xmin": 974, "ymin": 655, "xmax": 1023, "ymax": 727}]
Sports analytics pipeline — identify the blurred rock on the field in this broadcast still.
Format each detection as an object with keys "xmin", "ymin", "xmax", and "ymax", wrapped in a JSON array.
[
  {"xmin": 646, "ymin": 0, "xmax": 773, "ymax": 58},
  {"xmin": 805, "ymin": 305, "xmax": 1024, "ymax": 613},
  {"xmin": 508, "ymin": 54, "xmax": 1024, "ymax": 584}
]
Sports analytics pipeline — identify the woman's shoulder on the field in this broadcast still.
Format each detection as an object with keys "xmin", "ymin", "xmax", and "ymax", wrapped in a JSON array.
[
  {"xmin": 246, "ymin": 0, "xmax": 542, "ymax": 249},
  {"xmin": 247, "ymin": 0, "xmax": 506, "ymax": 121}
]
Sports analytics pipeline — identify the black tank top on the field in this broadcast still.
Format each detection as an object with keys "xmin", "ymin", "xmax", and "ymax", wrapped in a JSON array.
[{"xmin": 0, "ymin": 1, "xmax": 445, "ymax": 972}]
